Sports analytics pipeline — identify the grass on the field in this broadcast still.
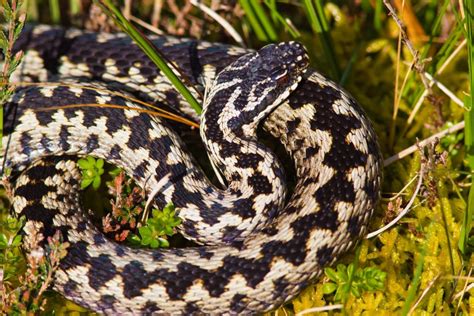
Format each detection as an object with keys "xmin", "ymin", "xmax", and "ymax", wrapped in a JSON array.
[
  {"xmin": 0, "ymin": 0, "xmax": 473, "ymax": 314},
  {"xmin": 462, "ymin": 0, "xmax": 474, "ymax": 258},
  {"xmin": 95, "ymin": 0, "xmax": 203, "ymax": 115}
]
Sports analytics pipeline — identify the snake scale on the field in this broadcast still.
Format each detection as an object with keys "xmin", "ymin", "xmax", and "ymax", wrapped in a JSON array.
[{"xmin": 2, "ymin": 25, "xmax": 382, "ymax": 313}]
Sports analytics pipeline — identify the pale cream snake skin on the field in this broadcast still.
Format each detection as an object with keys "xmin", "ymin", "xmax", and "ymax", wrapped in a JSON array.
[{"xmin": 2, "ymin": 25, "xmax": 382, "ymax": 313}]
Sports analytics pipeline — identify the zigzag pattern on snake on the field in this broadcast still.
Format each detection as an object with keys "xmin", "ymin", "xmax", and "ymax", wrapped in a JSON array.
[{"xmin": 3, "ymin": 25, "xmax": 382, "ymax": 313}]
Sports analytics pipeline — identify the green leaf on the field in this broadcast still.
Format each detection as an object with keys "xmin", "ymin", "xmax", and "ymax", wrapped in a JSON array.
[
  {"xmin": 150, "ymin": 239, "xmax": 159, "ymax": 248},
  {"xmin": 96, "ymin": 158, "xmax": 104, "ymax": 169},
  {"xmin": 0, "ymin": 234, "xmax": 8, "ymax": 249},
  {"xmin": 0, "ymin": 30, "xmax": 8, "ymax": 51},
  {"xmin": 87, "ymin": 156, "xmax": 95, "ymax": 165},
  {"xmin": 78, "ymin": 158, "xmax": 93, "ymax": 169},
  {"xmin": 92, "ymin": 176, "xmax": 101, "ymax": 190},
  {"xmin": 335, "ymin": 264, "xmax": 348, "ymax": 281},
  {"xmin": 11, "ymin": 234, "xmax": 22, "ymax": 247},
  {"xmin": 127, "ymin": 234, "xmax": 141, "ymax": 246},
  {"xmin": 322, "ymin": 282, "xmax": 337, "ymax": 294},
  {"xmin": 13, "ymin": 21, "xmax": 25, "ymax": 41},
  {"xmin": 347, "ymin": 263, "xmax": 355, "ymax": 278},
  {"xmin": 2, "ymin": 1, "xmax": 12, "ymax": 20},
  {"xmin": 324, "ymin": 267, "xmax": 339, "ymax": 282},
  {"xmin": 81, "ymin": 177, "xmax": 93, "ymax": 189},
  {"xmin": 139, "ymin": 226, "xmax": 152, "ymax": 239},
  {"xmin": 351, "ymin": 285, "xmax": 361, "ymax": 298},
  {"xmin": 158, "ymin": 237, "xmax": 169, "ymax": 248}
]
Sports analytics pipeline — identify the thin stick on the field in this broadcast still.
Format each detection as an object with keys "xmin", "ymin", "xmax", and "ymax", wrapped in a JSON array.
[
  {"xmin": 34, "ymin": 103, "xmax": 199, "ymax": 128},
  {"xmin": 388, "ymin": 174, "xmax": 419, "ymax": 201},
  {"xmin": 295, "ymin": 304, "xmax": 343, "ymax": 316},
  {"xmin": 408, "ymin": 274, "xmax": 440, "ymax": 315},
  {"xmin": 383, "ymin": 0, "xmax": 431, "ymax": 90},
  {"xmin": 407, "ymin": 39, "xmax": 467, "ymax": 125},
  {"xmin": 455, "ymin": 266, "xmax": 473, "ymax": 312},
  {"xmin": 190, "ymin": 0, "xmax": 245, "ymax": 47},
  {"xmin": 366, "ymin": 163, "xmax": 424, "ymax": 239},
  {"xmin": 424, "ymin": 72, "xmax": 464, "ymax": 107},
  {"xmin": 384, "ymin": 121, "xmax": 465, "ymax": 166},
  {"xmin": 2, "ymin": 81, "xmax": 198, "ymax": 128},
  {"xmin": 130, "ymin": 15, "xmax": 163, "ymax": 35}
]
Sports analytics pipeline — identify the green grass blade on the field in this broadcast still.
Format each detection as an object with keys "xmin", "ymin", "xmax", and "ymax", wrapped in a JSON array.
[
  {"xmin": 339, "ymin": 42, "xmax": 361, "ymax": 86},
  {"xmin": 401, "ymin": 244, "xmax": 426, "ymax": 315},
  {"xmin": 95, "ymin": 0, "xmax": 202, "ymax": 115},
  {"xmin": 460, "ymin": 0, "xmax": 474, "ymax": 254},
  {"xmin": 374, "ymin": 0, "xmax": 383, "ymax": 31},
  {"xmin": 48, "ymin": 0, "xmax": 60, "ymax": 24},
  {"xmin": 264, "ymin": 0, "xmax": 300, "ymax": 39},
  {"xmin": 303, "ymin": 0, "xmax": 341, "ymax": 79},
  {"xmin": 249, "ymin": 0, "xmax": 277, "ymax": 41},
  {"xmin": 239, "ymin": 0, "xmax": 268, "ymax": 41}
]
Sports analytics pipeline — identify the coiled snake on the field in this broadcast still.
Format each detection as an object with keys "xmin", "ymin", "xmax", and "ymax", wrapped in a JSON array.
[{"xmin": 2, "ymin": 25, "xmax": 382, "ymax": 313}]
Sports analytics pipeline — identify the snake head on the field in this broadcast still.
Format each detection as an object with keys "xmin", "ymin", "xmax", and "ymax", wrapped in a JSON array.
[{"xmin": 203, "ymin": 41, "xmax": 309, "ymax": 137}]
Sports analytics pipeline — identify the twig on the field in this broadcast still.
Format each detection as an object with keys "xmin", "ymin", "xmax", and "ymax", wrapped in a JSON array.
[
  {"xmin": 453, "ymin": 282, "xmax": 474, "ymax": 300},
  {"xmin": 383, "ymin": 0, "xmax": 431, "ymax": 90},
  {"xmin": 408, "ymin": 274, "xmax": 440, "ymax": 315},
  {"xmin": 151, "ymin": 0, "xmax": 163, "ymax": 27},
  {"xmin": 407, "ymin": 38, "xmax": 467, "ymax": 125},
  {"xmin": 190, "ymin": 0, "xmax": 245, "ymax": 47},
  {"xmin": 384, "ymin": 121, "xmax": 465, "ymax": 166},
  {"xmin": 455, "ymin": 266, "xmax": 473, "ymax": 313},
  {"xmin": 130, "ymin": 15, "xmax": 164, "ymax": 35},
  {"xmin": 367, "ymin": 163, "xmax": 424, "ymax": 239},
  {"xmin": 424, "ymin": 72, "xmax": 464, "ymax": 107},
  {"xmin": 387, "ymin": 173, "xmax": 419, "ymax": 201},
  {"xmin": 295, "ymin": 304, "xmax": 343, "ymax": 315},
  {"xmin": 123, "ymin": 0, "xmax": 132, "ymax": 19}
]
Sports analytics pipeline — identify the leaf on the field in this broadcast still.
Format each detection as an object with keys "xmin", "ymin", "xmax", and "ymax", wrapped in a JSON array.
[
  {"xmin": 322, "ymin": 282, "xmax": 337, "ymax": 294},
  {"xmin": 78, "ymin": 158, "xmax": 92, "ymax": 169},
  {"xmin": 347, "ymin": 263, "xmax": 355, "ymax": 278},
  {"xmin": 351, "ymin": 285, "xmax": 361, "ymax": 298},
  {"xmin": 150, "ymin": 239, "xmax": 159, "ymax": 248},
  {"xmin": 127, "ymin": 234, "xmax": 141, "ymax": 246},
  {"xmin": 2, "ymin": 1, "xmax": 12, "ymax": 20},
  {"xmin": 96, "ymin": 158, "xmax": 104, "ymax": 169},
  {"xmin": 92, "ymin": 176, "xmax": 101, "ymax": 190},
  {"xmin": 11, "ymin": 234, "xmax": 22, "ymax": 247},
  {"xmin": 139, "ymin": 226, "xmax": 152, "ymax": 239},
  {"xmin": 0, "ymin": 30, "xmax": 8, "ymax": 51},
  {"xmin": 0, "ymin": 234, "xmax": 8, "ymax": 249},
  {"xmin": 336, "ymin": 264, "xmax": 348, "ymax": 281},
  {"xmin": 324, "ymin": 267, "xmax": 339, "ymax": 282},
  {"xmin": 158, "ymin": 237, "xmax": 169, "ymax": 248},
  {"xmin": 81, "ymin": 177, "xmax": 93, "ymax": 189},
  {"xmin": 87, "ymin": 156, "xmax": 95, "ymax": 165},
  {"xmin": 13, "ymin": 20, "xmax": 25, "ymax": 41}
]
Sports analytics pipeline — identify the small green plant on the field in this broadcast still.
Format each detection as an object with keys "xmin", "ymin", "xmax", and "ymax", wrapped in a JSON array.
[
  {"xmin": 0, "ymin": 216, "xmax": 25, "ymax": 284},
  {"xmin": 1, "ymin": 215, "xmax": 69, "ymax": 314},
  {"xmin": 322, "ymin": 263, "xmax": 386, "ymax": 302},
  {"xmin": 77, "ymin": 156, "xmax": 105, "ymax": 190},
  {"xmin": 0, "ymin": 0, "xmax": 25, "ymax": 152},
  {"xmin": 129, "ymin": 203, "xmax": 181, "ymax": 248}
]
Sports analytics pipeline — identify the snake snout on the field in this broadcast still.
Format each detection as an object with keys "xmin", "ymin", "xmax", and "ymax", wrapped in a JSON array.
[{"xmin": 259, "ymin": 42, "xmax": 309, "ymax": 80}]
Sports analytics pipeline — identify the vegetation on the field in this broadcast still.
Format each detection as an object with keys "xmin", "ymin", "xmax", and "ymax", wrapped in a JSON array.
[{"xmin": 0, "ymin": 0, "xmax": 473, "ymax": 315}]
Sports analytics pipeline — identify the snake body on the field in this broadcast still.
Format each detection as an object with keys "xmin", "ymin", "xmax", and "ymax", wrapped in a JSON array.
[{"xmin": 3, "ymin": 25, "xmax": 382, "ymax": 313}]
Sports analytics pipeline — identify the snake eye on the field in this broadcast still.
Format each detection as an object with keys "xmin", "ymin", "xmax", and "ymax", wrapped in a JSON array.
[
  {"xmin": 272, "ymin": 68, "xmax": 288, "ymax": 82},
  {"xmin": 276, "ymin": 73, "xmax": 289, "ymax": 85}
]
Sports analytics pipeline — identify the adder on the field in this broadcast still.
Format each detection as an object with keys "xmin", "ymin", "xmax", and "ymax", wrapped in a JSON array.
[{"xmin": 2, "ymin": 25, "xmax": 382, "ymax": 313}]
